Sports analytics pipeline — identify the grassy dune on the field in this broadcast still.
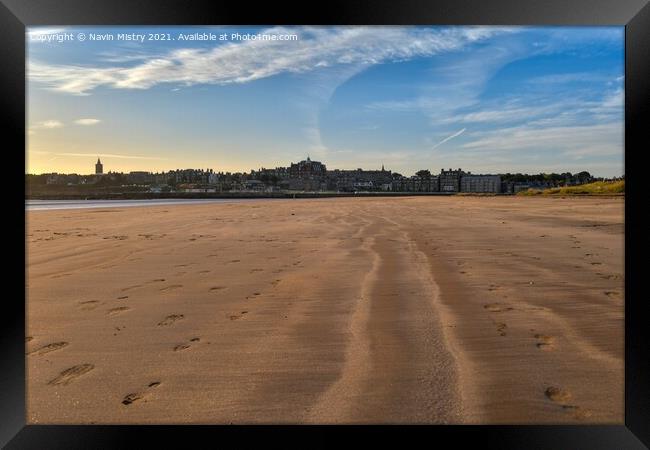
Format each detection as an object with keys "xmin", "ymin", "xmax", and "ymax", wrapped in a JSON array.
[{"xmin": 517, "ymin": 180, "xmax": 625, "ymax": 196}]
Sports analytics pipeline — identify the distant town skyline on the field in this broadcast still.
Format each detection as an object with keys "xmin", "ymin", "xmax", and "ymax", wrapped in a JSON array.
[{"xmin": 27, "ymin": 26, "xmax": 624, "ymax": 177}]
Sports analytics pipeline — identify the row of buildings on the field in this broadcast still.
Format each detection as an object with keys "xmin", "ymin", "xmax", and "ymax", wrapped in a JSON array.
[
  {"xmin": 250, "ymin": 158, "xmax": 506, "ymax": 193},
  {"xmin": 36, "ymin": 156, "xmax": 593, "ymax": 194}
]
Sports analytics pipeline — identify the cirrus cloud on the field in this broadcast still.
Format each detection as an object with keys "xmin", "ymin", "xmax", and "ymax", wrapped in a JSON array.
[{"xmin": 28, "ymin": 26, "xmax": 517, "ymax": 95}]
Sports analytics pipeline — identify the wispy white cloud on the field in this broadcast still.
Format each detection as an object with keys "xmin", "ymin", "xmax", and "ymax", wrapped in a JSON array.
[
  {"xmin": 74, "ymin": 118, "xmax": 101, "ymax": 125},
  {"xmin": 29, "ymin": 150, "xmax": 166, "ymax": 160},
  {"xmin": 57, "ymin": 152, "xmax": 167, "ymax": 160},
  {"xmin": 28, "ymin": 26, "xmax": 516, "ymax": 95},
  {"xmin": 461, "ymin": 121, "xmax": 623, "ymax": 159},
  {"xmin": 526, "ymin": 72, "xmax": 610, "ymax": 85},
  {"xmin": 432, "ymin": 128, "xmax": 466, "ymax": 149},
  {"xmin": 31, "ymin": 120, "xmax": 64, "ymax": 129}
]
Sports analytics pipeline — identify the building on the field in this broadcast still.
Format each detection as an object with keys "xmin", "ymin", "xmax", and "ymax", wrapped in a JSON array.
[
  {"xmin": 327, "ymin": 167, "xmax": 393, "ymax": 191},
  {"xmin": 243, "ymin": 179, "xmax": 266, "ymax": 191},
  {"xmin": 439, "ymin": 168, "xmax": 465, "ymax": 192},
  {"xmin": 391, "ymin": 175, "xmax": 439, "ymax": 192},
  {"xmin": 283, "ymin": 178, "xmax": 326, "ymax": 191},
  {"xmin": 289, "ymin": 156, "xmax": 327, "ymax": 179},
  {"xmin": 126, "ymin": 171, "xmax": 153, "ymax": 184},
  {"xmin": 460, "ymin": 174, "xmax": 501, "ymax": 193},
  {"xmin": 95, "ymin": 158, "xmax": 103, "ymax": 175}
]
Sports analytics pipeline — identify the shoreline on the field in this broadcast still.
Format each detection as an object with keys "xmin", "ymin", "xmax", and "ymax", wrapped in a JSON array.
[
  {"xmin": 25, "ymin": 192, "xmax": 624, "ymax": 201},
  {"xmin": 25, "ymin": 192, "xmax": 474, "ymax": 201}
]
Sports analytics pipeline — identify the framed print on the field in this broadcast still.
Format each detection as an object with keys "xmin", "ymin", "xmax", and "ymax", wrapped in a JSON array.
[{"xmin": 2, "ymin": 0, "xmax": 649, "ymax": 448}]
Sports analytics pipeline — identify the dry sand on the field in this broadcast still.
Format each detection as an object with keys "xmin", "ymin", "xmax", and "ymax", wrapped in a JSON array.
[{"xmin": 25, "ymin": 196, "xmax": 624, "ymax": 424}]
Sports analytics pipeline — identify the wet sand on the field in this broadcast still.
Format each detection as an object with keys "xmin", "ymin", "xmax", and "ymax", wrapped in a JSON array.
[{"xmin": 25, "ymin": 196, "xmax": 624, "ymax": 424}]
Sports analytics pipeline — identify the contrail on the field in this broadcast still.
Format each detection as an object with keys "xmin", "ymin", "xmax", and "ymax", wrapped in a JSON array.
[{"xmin": 432, "ymin": 128, "xmax": 466, "ymax": 149}]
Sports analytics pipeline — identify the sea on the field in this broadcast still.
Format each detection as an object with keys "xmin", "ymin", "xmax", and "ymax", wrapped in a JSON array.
[{"xmin": 25, "ymin": 199, "xmax": 267, "ymax": 211}]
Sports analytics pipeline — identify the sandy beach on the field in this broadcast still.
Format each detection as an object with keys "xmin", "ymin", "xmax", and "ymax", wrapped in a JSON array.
[{"xmin": 25, "ymin": 196, "xmax": 624, "ymax": 424}]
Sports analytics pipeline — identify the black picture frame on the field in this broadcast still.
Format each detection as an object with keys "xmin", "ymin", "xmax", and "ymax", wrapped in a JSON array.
[{"xmin": 3, "ymin": 0, "xmax": 649, "ymax": 448}]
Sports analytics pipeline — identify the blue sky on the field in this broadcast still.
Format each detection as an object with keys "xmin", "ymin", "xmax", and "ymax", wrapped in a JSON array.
[{"xmin": 26, "ymin": 26, "xmax": 624, "ymax": 176}]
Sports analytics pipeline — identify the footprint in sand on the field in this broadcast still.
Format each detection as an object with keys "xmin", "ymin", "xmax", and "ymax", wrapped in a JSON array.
[
  {"xmin": 198, "ymin": 270, "xmax": 211, "ymax": 274},
  {"xmin": 160, "ymin": 284, "xmax": 183, "ymax": 292},
  {"xmin": 48, "ymin": 364, "xmax": 94, "ymax": 386},
  {"xmin": 544, "ymin": 386, "xmax": 592, "ymax": 419},
  {"xmin": 25, "ymin": 336, "xmax": 33, "ymax": 343},
  {"xmin": 107, "ymin": 306, "xmax": 131, "ymax": 316},
  {"xmin": 600, "ymin": 273, "xmax": 622, "ymax": 281},
  {"xmin": 157, "ymin": 314, "xmax": 184, "ymax": 326},
  {"xmin": 496, "ymin": 323, "xmax": 507, "ymax": 336},
  {"xmin": 484, "ymin": 303, "xmax": 514, "ymax": 313},
  {"xmin": 545, "ymin": 386, "xmax": 571, "ymax": 403},
  {"xmin": 604, "ymin": 291, "xmax": 622, "ymax": 300},
  {"xmin": 103, "ymin": 235, "xmax": 128, "ymax": 240},
  {"xmin": 270, "ymin": 279, "xmax": 281, "ymax": 287},
  {"xmin": 121, "ymin": 393, "xmax": 143, "ymax": 405},
  {"xmin": 122, "ymin": 381, "xmax": 162, "ymax": 405},
  {"xmin": 173, "ymin": 337, "xmax": 201, "ymax": 352},
  {"xmin": 561, "ymin": 404, "xmax": 594, "ymax": 420},
  {"xmin": 534, "ymin": 334, "xmax": 555, "ymax": 351},
  {"xmin": 209, "ymin": 286, "xmax": 227, "ymax": 292},
  {"xmin": 117, "ymin": 295, "xmax": 129, "ymax": 300},
  {"xmin": 28, "ymin": 341, "xmax": 69, "ymax": 356},
  {"xmin": 138, "ymin": 233, "xmax": 166, "ymax": 240},
  {"xmin": 229, "ymin": 311, "xmax": 249, "ymax": 321},
  {"xmin": 121, "ymin": 284, "xmax": 143, "ymax": 292},
  {"xmin": 78, "ymin": 300, "xmax": 100, "ymax": 311}
]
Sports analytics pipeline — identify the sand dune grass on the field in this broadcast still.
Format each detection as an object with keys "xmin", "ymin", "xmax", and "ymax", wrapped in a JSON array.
[{"xmin": 518, "ymin": 180, "xmax": 624, "ymax": 196}]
